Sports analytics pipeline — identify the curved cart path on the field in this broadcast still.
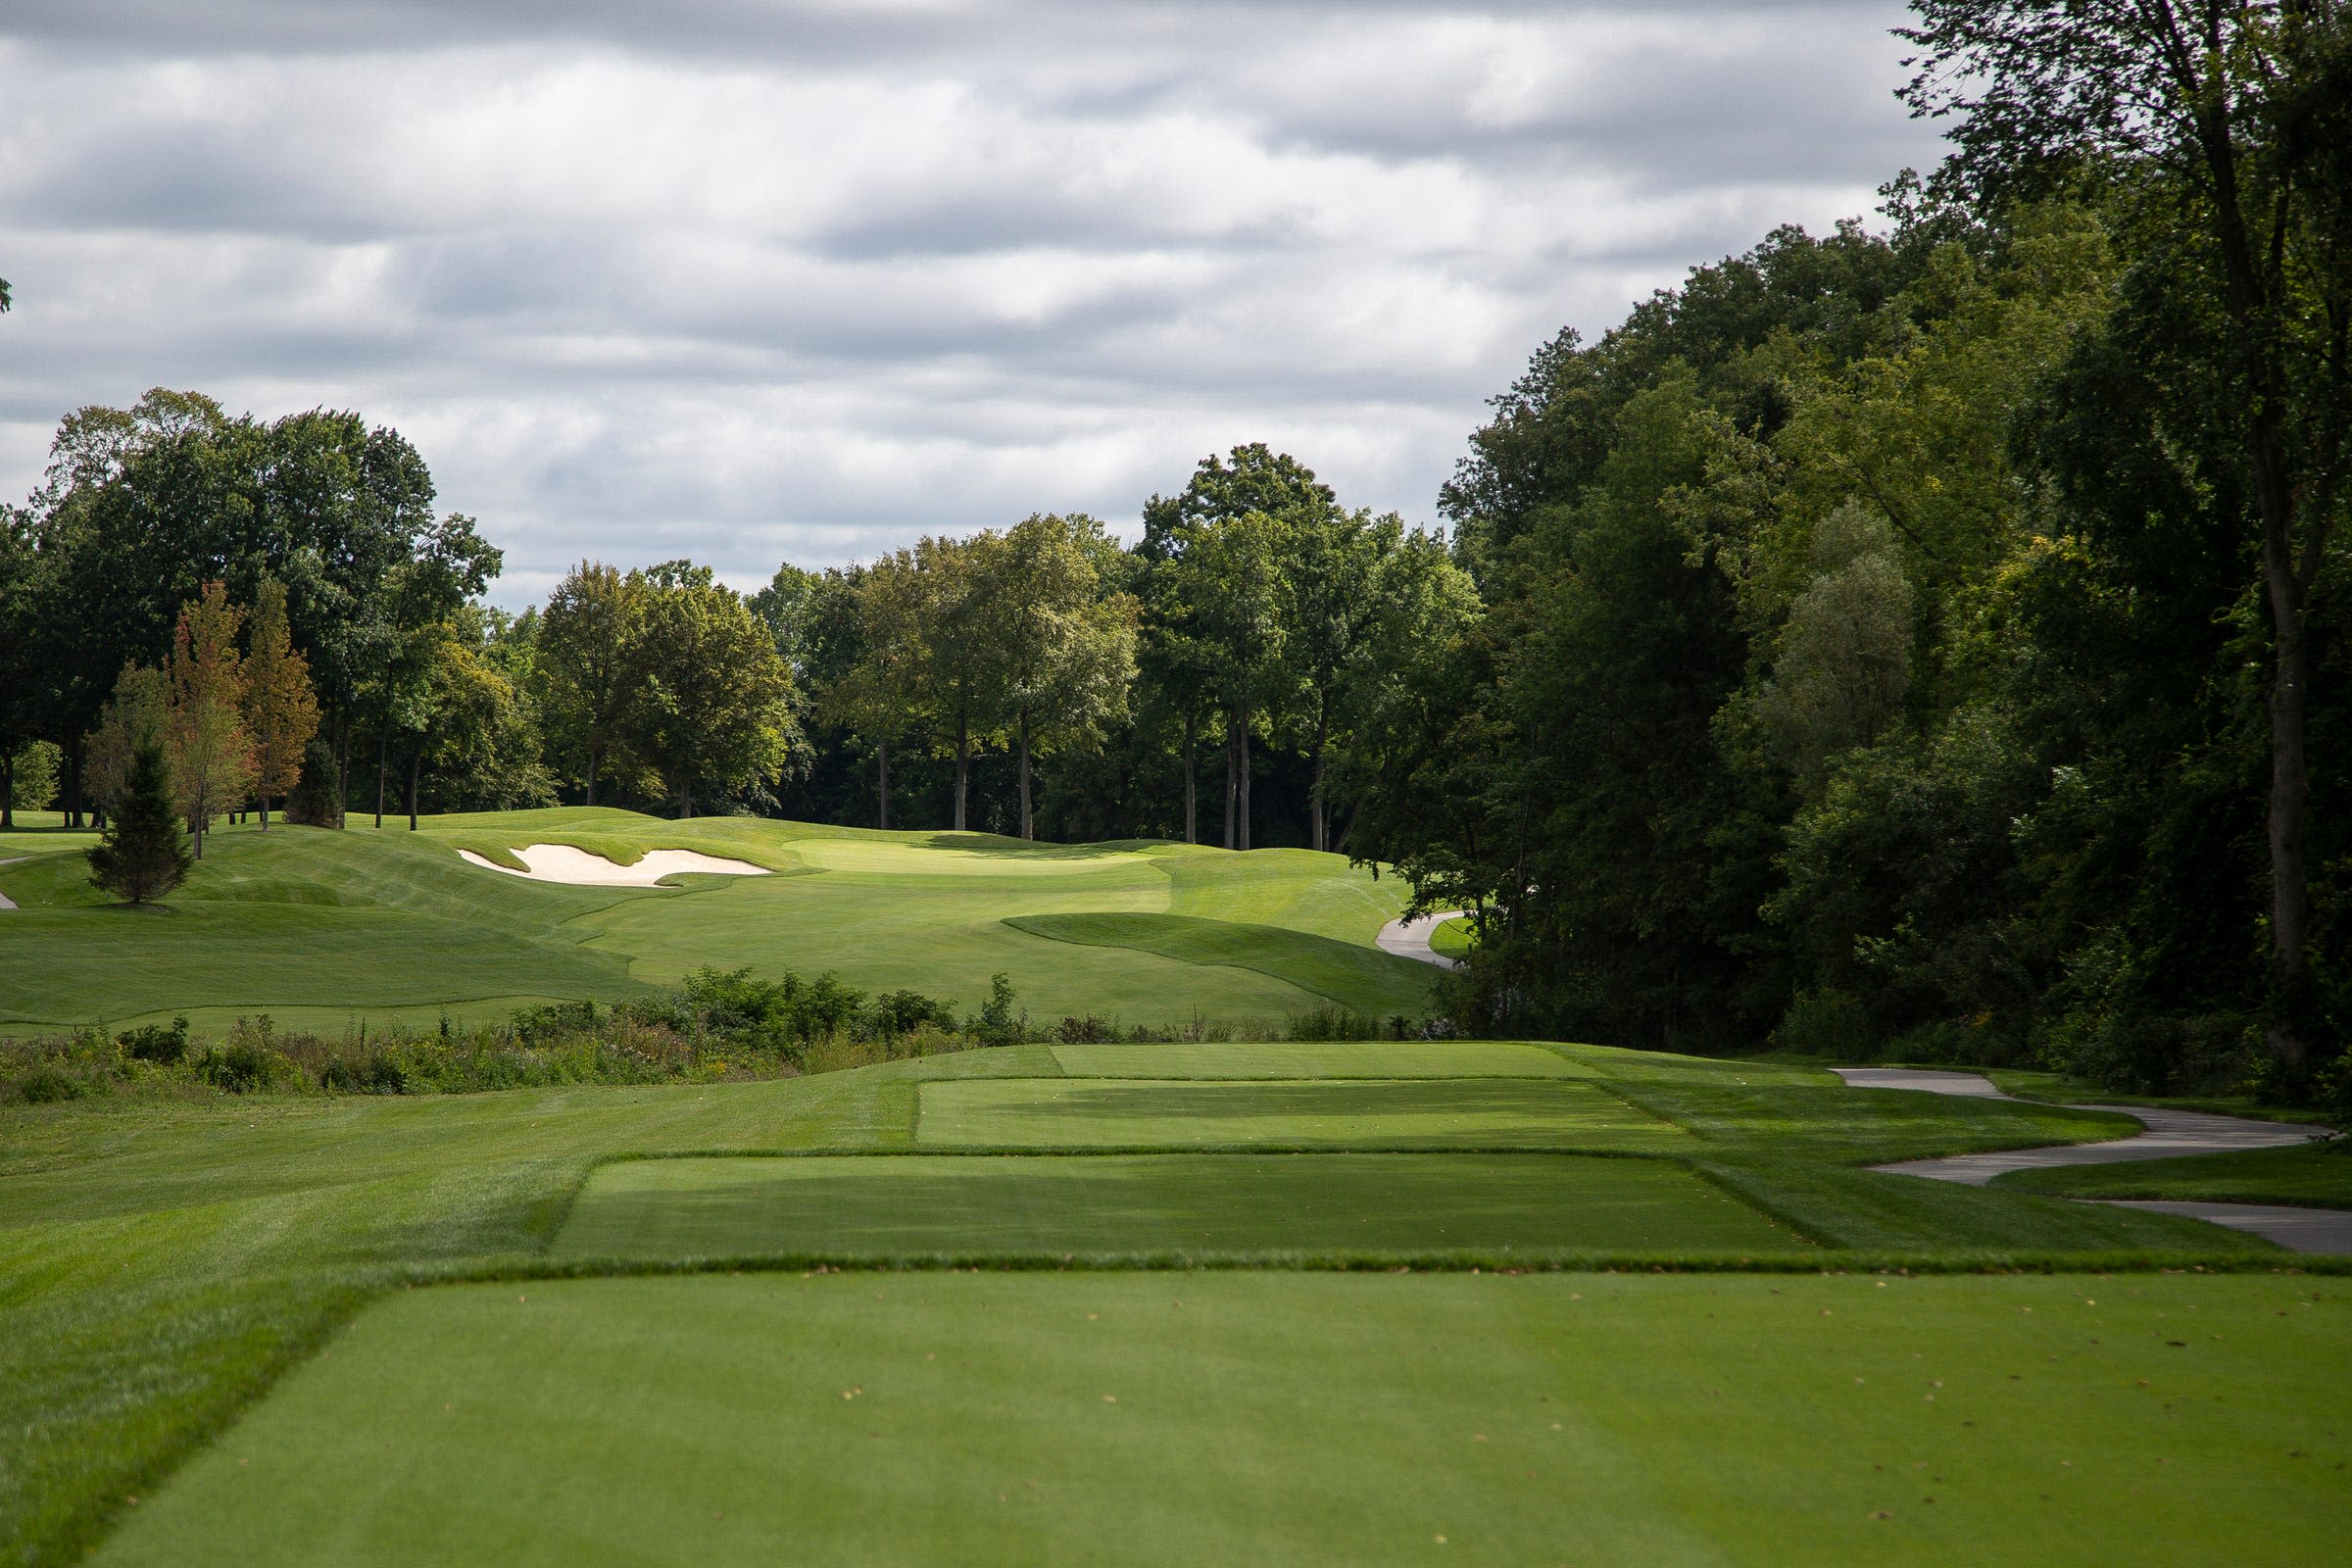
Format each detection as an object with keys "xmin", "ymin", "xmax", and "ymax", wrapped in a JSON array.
[
  {"xmin": 1375, "ymin": 910, "xmax": 1465, "ymax": 969},
  {"xmin": 0, "ymin": 857, "xmax": 24, "ymax": 910},
  {"xmin": 1834, "ymin": 1066, "xmax": 2345, "ymax": 1253}
]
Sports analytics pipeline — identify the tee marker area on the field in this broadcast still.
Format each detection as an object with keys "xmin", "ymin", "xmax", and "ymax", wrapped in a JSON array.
[{"xmin": 22, "ymin": 1037, "xmax": 2346, "ymax": 1567}]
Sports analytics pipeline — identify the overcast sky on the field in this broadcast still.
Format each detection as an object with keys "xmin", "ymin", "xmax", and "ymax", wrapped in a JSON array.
[{"xmin": 0, "ymin": 1, "xmax": 1942, "ymax": 605}]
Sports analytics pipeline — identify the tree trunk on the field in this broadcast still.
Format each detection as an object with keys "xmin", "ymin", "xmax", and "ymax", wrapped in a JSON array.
[
  {"xmin": 1308, "ymin": 697, "xmax": 1329, "ymax": 854},
  {"xmin": 1222, "ymin": 710, "xmax": 1239, "ymax": 851},
  {"xmin": 1, "ymin": 750, "xmax": 13, "ymax": 831},
  {"xmin": 1182, "ymin": 710, "xmax": 1197, "ymax": 845},
  {"xmin": 409, "ymin": 747, "xmax": 420, "ymax": 831},
  {"xmin": 2262, "ymin": 547, "xmax": 2315, "ymax": 1070},
  {"xmin": 64, "ymin": 739, "xmax": 81, "ymax": 829},
  {"xmin": 336, "ymin": 713, "xmax": 351, "ymax": 829},
  {"xmin": 1238, "ymin": 721, "xmax": 1251, "ymax": 853},
  {"xmin": 585, "ymin": 740, "xmax": 599, "ymax": 808},
  {"xmin": 1017, "ymin": 712, "xmax": 1034, "ymax": 840},
  {"xmin": 876, "ymin": 737, "xmax": 890, "ymax": 831},
  {"xmin": 374, "ymin": 724, "xmax": 388, "ymax": 829},
  {"xmin": 954, "ymin": 715, "xmax": 969, "ymax": 832}
]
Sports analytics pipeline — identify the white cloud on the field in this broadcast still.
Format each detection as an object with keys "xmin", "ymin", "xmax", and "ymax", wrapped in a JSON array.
[{"xmin": 0, "ymin": 4, "xmax": 1943, "ymax": 604}]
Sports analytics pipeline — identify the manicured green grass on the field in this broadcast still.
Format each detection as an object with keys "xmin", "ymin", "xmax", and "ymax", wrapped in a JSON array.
[
  {"xmin": 2000, "ymin": 1142, "xmax": 2352, "ymax": 1208},
  {"xmin": 0, "ymin": 1042, "xmax": 2288, "ymax": 1566},
  {"xmin": 553, "ymin": 1152, "xmax": 1800, "ymax": 1259},
  {"xmin": 88, "ymin": 1270, "xmax": 2351, "ymax": 1568},
  {"xmin": 1429, "ymin": 912, "xmax": 1475, "ymax": 959},
  {"xmin": 0, "ymin": 808, "xmax": 1422, "ymax": 1031},
  {"xmin": 914, "ymin": 1077, "xmax": 1690, "ymax": 1149},
  {"xmin": 1046, "ymin": 1041, "xmax": 1588, "ymax": 1078},
  {"xmin": 1004, "ymin": 911, "xmax": 1439, "ymax": 1019}
]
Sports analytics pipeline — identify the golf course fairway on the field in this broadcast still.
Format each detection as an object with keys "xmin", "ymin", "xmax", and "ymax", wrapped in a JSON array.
[
  {"xmin": 86, "ymin": 1271, "xmax": 2347, "ymax": 1568},
  {"xmin": 0, "ymin": 808, "xmax": 1437, "ymax": 1032}
]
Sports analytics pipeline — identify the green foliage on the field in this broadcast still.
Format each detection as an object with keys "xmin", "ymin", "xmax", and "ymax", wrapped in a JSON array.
[
  {"xmin": 1285, "ymin": 1003, "xmax": 1378, "ymax": 1041},
  {"xmin": 119, "ymin": 1014, "xmax": 190, "ymax": 1065},
  {"xmin": 84, "ymin": 743, "xmax": 190, "ymax": 904},
  {"xmin": 6, "ymin": 739, "xmax": 60, "ymax": 811},
  {"xmin": 970, "ymin": 970, "xmax": 1022, "ymax": 1047}
]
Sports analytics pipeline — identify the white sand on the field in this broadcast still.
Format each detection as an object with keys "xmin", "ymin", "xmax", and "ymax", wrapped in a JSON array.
[{"xmin": 456, "ymin": 844, "xmax": 771, "ymax": 887}]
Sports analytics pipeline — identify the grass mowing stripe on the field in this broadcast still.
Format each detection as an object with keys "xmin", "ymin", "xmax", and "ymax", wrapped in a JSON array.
[
  {"xmin": 1003, "ymin": 911, "xmax": 1440, "ymax": 1017},
  {"xmin": 86, "ymin": 1272, "xmax": 2351, "ymax": 1568},
  {"xmin": 1046, "ymin": 1042, "xmax": 1587, "ymax": 1079},
  {"xmin": 914, "ymin": 1076, "xmax": 1685, "ymax": 1150},
  {"xmin": 551, "ymin": 1152, "xmax": 1802, "ymax": 1259}
]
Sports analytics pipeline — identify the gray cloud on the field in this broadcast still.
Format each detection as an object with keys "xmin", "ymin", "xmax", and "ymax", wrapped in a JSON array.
[{"xmin": 0, "ymin": 3, "xmax": 1945, "ymax": 604}]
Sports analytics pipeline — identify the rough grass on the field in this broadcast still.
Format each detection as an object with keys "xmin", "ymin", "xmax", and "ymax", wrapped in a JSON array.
[
  {"xmin": 87, "ymin": 1271, "xmax": 2352, "ymax": 1568},
  {"xmin": 553, "ymin": 1152, "xmax": 1803, "ymax": 1260}
]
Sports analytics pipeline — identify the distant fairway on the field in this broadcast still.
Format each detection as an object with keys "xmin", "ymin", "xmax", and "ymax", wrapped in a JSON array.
[
  {"xmin": 87, "ymin": 1271, "xmax": 2350, "ymax": 1568},
  {"xmin": 915, "ymin": 1077, "xmax": 1688, "ymax": 1149},
  {"xmin": 0, "ymin": 808, "xmax": 1435, "ymax": 1030},
  {"xmin": 553, "ymin": 1152, "xmax": 1794, "ymax": 1259}
]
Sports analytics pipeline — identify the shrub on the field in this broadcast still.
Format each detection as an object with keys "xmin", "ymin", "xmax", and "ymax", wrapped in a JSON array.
[
  {"xmin": 871, "ymin": 990, "xmax": 957, "ymax": 1040},
  {"xmin": 319, "ymin": 1048, "xmax": 409, "ymax": 1095},
  {"xmin": 1772, "ymin": 989, "xmax": 1873, "ymax": 1059},
  {"xmin": 18, "ymin": 1066, "xmax": 83, "ymax": 1103},
  {"xmin": 1053, "ymin": 1014, "xmax": 1116, "ymax": 1044},
  {"xmin": 120, "ymin": 1015, "xmax": 191, "ymax": 1065},
  {"xmin": 1288, "ymin": 1004, "xmax": 1378, "ymax": 1042},
  {"xmin": 970, "ymin": 973, "xmax": 1024, "ymax": 1048}
]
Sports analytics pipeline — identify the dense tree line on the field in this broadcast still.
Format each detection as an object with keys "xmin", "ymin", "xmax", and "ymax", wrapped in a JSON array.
[
  {"xmin": 1354, "ymin": 2, "xmax": 2350, "ymax": 1099},
  {"xmin": 0, "ymin": 405, "xmax": 1468, "ymax": 853}
]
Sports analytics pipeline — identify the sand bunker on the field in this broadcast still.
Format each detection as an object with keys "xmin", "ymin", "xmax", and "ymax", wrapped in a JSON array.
[{"xmin": 457, "ymin": 844, "xmax": 770, "ymax": 887}]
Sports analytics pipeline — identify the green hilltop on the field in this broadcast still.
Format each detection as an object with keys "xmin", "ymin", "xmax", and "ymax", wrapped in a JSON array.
[{"xmin": 0, "ymin": 808, "xmax": 1435, "ymax": 1035}]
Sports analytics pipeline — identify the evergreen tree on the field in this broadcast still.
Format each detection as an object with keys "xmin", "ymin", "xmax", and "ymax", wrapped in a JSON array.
[{"xmin": 86, "ymin": 743, "xmax": 191, "ymax": 905}]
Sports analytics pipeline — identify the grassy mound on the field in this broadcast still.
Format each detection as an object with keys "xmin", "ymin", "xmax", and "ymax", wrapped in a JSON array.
[
  {"xmin": 0, "ymin": 809, "xmax": 1420, "ymax": 1032},
  {"xmin": 1004, "ymin": 911, "xmax": 1437, "ymax": 1018}
]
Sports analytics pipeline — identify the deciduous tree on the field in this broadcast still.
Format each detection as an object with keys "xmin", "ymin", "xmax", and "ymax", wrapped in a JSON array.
[
  {"xmin": 532, "ymin": 562, "xmax": 643, "ymax": 807},
  {"xmin": 165, "ymin": 582, "xmax": 254, "ymax": 859},
  {"xmin": 1901, "ymin": 0, "xmax": 2352, "ymax": 1064},
  {"xmin": 240, "ymin": 577, "xmax": 319, "ymax": 830},
  {"xmin": 624, "ymin": 562, "xmax": 794, "ymax": 816}
]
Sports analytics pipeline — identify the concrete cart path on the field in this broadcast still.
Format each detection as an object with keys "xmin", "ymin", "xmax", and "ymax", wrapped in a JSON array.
[
  {"xmin": 1832, "ymin": 1065, "xmax": 2344, "ymax": 1253},
  {"xmin": 1374, "ymin": 910, "xmax": 1465, "ymax": 969}
]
